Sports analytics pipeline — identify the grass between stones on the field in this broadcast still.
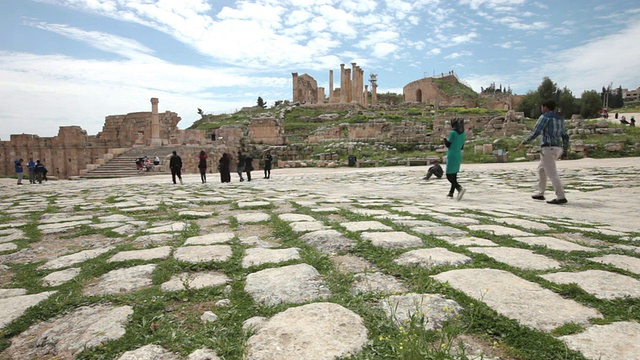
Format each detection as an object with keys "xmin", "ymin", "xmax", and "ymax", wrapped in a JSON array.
[{"xmin": 0, "ymin": 189, "xmax": 638, "ymax": 359}]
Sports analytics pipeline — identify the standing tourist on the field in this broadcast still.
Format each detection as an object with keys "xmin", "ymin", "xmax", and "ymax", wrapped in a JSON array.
[
  {"xmin": 244, "ymin": 154, "xmax": 254, "ymax": 181},
  {"xmin": 198, "ymin": 150, "xmax": 208, "ymax": 183},
  {"xmin": 516, "ymin": 99, "xmax": 570, "ymax": 205},
  {"xmin": 236, "ymin": 151, "xmax": 246, "ymax": 182},
  {"xmin": 14, "ymin": 158, "xmax": 24, "ymax": 185},
  {"xmin": 27, "ymin": 158, "xmax": 36, "ymax": 184},
  {"xmin": 34, "ymin": 160, "xmax": 47, "ymax": 184},
  {"xmin": 444, "ymin": 117, "xmax": 466, "ymax": 200},
  {"xmin": 219, "ymin": 153, "xmax": 231, "ymax": 183},
  {"xmin": 263, "ymin": 150, "xmax": 273, "ymax": 179},
  {"xmin": 169, "ymin": 151, "xmax": 183, "ymax": 184}
]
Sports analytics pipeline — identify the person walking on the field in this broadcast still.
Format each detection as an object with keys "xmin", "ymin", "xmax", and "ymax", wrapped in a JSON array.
[
  {"xmin": 198, "ymin": 150, "xmax": 208, "ymax": 183},
  {"xmin": 219, "ymin": 153, "xmax": 231, "ymax": 183},
  {"xmin": 263, "ymin": 150, "xmax": 273, "ymax": 179},
  {"xmin": 245, "ymin": 154, "xmax": 253, "ymax": 181},
  {"xmin": 169, "ymin": 151, "xmax": 183, "ymax": 184},
  {"xmin": 27, "ymin": 158, "xmax": 36, "ymax": 184},
  {"xmin": 516, "ymin": 99, "xmax": 570, "ymax": 205},
  {"xmin": 236, "ymin": 151, "xmax": 245, "ymax": 182},
  {"xmin": 444, "ymin": 117, "xmax": 466, "ymax": 200},
  {"xmin": 14, "ymin": 158, "xmax": 24, "ymax": 185}
]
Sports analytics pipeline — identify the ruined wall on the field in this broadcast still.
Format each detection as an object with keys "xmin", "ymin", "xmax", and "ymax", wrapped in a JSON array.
[
  {"xmin": 292, "ymin": 73, "xmax": 319, "ymax": 104},
  {"xmin": 306, "ymin": 120, "xmax": 429, "ymax": 143},
  {"xmin": 247, "ymin": 114, "xmax": 286, "ymax": 145},
  {"xmin": 97, "ymin": 110, "xmax": 184, "ymax": 146},
  {"xmin": 0, "ymin": 126, "xmax": 113, "ymax": 179},
  {"xmin": 432, "ymin": 110, "xmax": 527, "ymax": 139}
]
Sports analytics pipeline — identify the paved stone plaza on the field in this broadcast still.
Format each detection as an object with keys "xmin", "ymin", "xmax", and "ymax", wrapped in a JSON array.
[{"xmin": 0, "ymin": 157, "xmax": 639, "ymax": 359}]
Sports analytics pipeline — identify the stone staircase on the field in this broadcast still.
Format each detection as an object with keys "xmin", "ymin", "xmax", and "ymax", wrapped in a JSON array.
[{"xmin": 79, "ymin": 147, "xmax": 181, "ymax": 179}]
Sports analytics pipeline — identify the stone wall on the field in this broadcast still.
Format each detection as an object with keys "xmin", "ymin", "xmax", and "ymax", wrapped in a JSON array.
[{"xmin": 306, "ymin": 119, "xmax": 429, "ymax": 143}]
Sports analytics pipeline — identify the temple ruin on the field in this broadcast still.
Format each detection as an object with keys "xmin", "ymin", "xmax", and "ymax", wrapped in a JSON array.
[{"xmin": 292, "ymin": 63, "xmax": 375, "ymax": 106}]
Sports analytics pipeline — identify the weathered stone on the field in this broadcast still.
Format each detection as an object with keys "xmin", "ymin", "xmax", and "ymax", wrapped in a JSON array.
[
  {"xmin": 299, "ymin": 229, "xmax": 357, "ymax": 254},
  {"xmin": 244, "ymin": 263, "xmax": 331, "ymax": 305},
  {"xmin": 38, "ymin": 246, "xmax": 115, "ymax": 270},
  {"xmin": 540, "ymin": 270, "xmax": 640, "ymax": 299},
  {"xmin": 236, "ymin": 212, "xmax": 271, "ymax": 223},
  {"xmin": 467, "ymin": 247, "xmax": 560, "ymax": 270},
  {"xmin": 361, "ymin": 231, "xmax": 424, "ymax": 249},
  {"xmin": 0, "ymin": 291, "xmax": 57, "ymax": 329},
  {"xmin": 108, "ymin": 246, "xmax": 172, "ymax": 262},
  {"xmin": 289, "ymin": 220, "xmax": 327, "ymax": 233},
  {"xmin": 174, "ymin": 245, "xmax": 232, "ymax": 263},
  {"xmin": 118, "ymin": 344, "xmax": 180, "ymax": 360},
  {"xmin": 278, "ymin": 213, "xmax": 315, "ymax": 222},
  {"xmin": 340, "ymin": 221, "xmax": 392, "ymax": 232},
  {"xmin": 245, "ymin": 302, "xmax": 367, "ymax": 360},
  {"xmin": 83, "ymin": 264, "xmax": 156, "ymax": 296},
  {"xmin": 161, "ymin": 271, "xmax": 230, "ymax": 292},
  {"xmin": 242, "ymin": 247, "xmax": 301, "ymax": 268},
  {"xmin": 350, "ymin": 272, "xmax": 408, "ymax": 294},
  {"xmin": 184, "ymin": 232, "xmax": 235, "ymax": 245},
  {"xmin": 513, "ymin": 236, "xmax": 598, "ymax": 252},
  {"xmin": 438, "ymin": 236, "xmax": 498, "ymax": 247},
  {"xmin": 432, "ymin": 269, "xmax": 602, "ymax": 331},
  {"xmin": 559, "ymin": 321, "xmax": 640, "ymax": 360},
  {"xmin": 589, "ymin": 254, "xmax": 640, "ymax": 274},
  {"xmin": 394, "ymin": 248, "xmax": 471, "ymax": 268},
  {"xmin": 379, "ymin": 293, "xmax": 463, "ymax": 331},
  {"xmin": 43, "ymin": 267, "xmax": 82, "ymax": 287},
  {"xmin": 4, "ymin": 304, "xmax": 132, "ymax": 359}
]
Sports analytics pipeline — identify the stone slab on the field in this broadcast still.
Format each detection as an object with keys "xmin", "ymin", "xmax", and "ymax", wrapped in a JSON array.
[
  {"xmin": 244, "ymin": 263, "xmax": 331, "ymax": 306},
  {"xmin": 360, "ymin": 231, "xmax": 424, "ymax": 249},
  {"xmin": 432, "ymin": 268, "xmax": 602, "ymax": 331},
  {"xmin": 394, "ymin": 248, "xmax": 472, "ymax": 268},
  {"xmin": 83, "ymin": 264, "xmax": 156, "ymax": 296},
  {"xmin": 559, "ymin": 321, "xmax": 640, "ymax": 360},
  {"xmin": 245, "ymin": 302, "xmax": 367, "ymax": 360},
  {"xmin": 340, "ymin": 221, "xmax": 392, "ymax": 232},
  {"xmin": 108, "ymin": 246, "xmax": 172, "ymax": 262},
  {"xmin": 589, "ymin": 254, "xmax": 640, "ymax": 274},
  {"xmin": 184, "ymin": 232, "xmax": 235, "ymax": 245},
  {"xmin": 513, "ymin": 236, "xmax": 598, "ymax": 252},
  {"xmin": 174, "ymin": 245, "xmax": 232, "ymax": 264},
  {"xmin": 242, "ymin": 247, "xmax": 301, "ymax": 268},
  {"xmin": 0, "ymin": 291, "xmax": 57, "ymax": 328},
  {"xmin": 467, "ymin": 247, "xmax": 561, "ymax": 270},
  {"xmin": 161, "ymin": 271, "xmax": 230, "ymax": 292},
  {"xmin": 540, "ymin": 270, "xmax": 640, "ymax": 299}
]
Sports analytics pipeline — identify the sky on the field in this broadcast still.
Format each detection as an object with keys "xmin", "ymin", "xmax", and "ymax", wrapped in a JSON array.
[{"xmin": 1, "ymin": 0, "xmax": 639, "ymax": 140}]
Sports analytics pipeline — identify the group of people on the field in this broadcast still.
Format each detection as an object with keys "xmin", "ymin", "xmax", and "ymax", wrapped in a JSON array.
[
  {"xmin": 168, "ymin": 149, "xmax": 273, "ymax": 185},
  {"xmin": 618, "ymin": 115, "xmax": 636, "ymax": 127},
  {"xmin": 136, "ymin": 156, "xmax": 160, "ymax": 172},
  {"xmin": 427, "ymin": 98, "xmax": 571, "ymax": 205},
  {"xmin": 14, "ymin": 157, "xmax": 48, "ymax": 185}
]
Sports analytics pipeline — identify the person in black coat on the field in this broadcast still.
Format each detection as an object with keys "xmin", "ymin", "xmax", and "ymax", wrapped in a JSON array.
[
  {"xmin": 219, "ymin": 153, "xmax": 231, "ymax": 183},
  {"xmin": 169, "ymin": 151, "xmax": 183, "ymax": 184}
]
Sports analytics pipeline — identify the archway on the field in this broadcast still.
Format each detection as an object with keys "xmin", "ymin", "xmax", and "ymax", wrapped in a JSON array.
[{"xmin": 415, "ymin": 89, "xmax": 422, "ymax": 103}]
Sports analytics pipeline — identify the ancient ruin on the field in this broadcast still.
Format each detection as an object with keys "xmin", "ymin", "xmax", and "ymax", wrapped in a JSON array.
[{"xmin": 292, "ymin": 63, "xmax": 374, "ymax": 106}]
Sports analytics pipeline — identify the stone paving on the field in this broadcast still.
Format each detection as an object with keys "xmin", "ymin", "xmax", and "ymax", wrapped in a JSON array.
[{"xmin": 0, "ymin": 157, "xmax": 639, "ymax": 359}]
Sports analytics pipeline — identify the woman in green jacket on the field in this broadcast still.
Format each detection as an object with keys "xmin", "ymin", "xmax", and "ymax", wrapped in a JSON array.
[{"xmin": 444, "ymin": 117, "xmax": 467, "ymax": 200}]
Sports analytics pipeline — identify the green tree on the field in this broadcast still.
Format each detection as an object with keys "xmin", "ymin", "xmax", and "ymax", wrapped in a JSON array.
[
  {"xmin": 558, "ymin": 87, "xmax": 578, "ymax": 118},
  {"xmin": 580, "ymin": 90, "xmax": 601, "ymax": 118},
  {"xmin": 257, "ymin": 96, "xmax": 267, "ymax": 108},
  {"xmin": 516, "ymin": 91, "xmax": 541, "ymax": 118},
  {"xmin": 537, "ymin": 77, "xmax": 558, "ymax": 101}
]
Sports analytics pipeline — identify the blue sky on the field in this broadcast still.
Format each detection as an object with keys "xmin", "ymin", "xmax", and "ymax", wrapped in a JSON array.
[{"xmin": 1, "ymin": 0, "xmax": 639, "ymax": 140}]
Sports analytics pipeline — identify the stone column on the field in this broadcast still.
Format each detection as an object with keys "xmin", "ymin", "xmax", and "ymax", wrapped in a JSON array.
[
  {"xmin": 329, "ymin": 70, "xmax": 334, "ymax": 102},
  {"xmin": 351, "ymin": 63, "xmax": 357, "ymax": 103},
  {"xmin": 292, "ymin": 73, "xmax": 299, "ymax": 102},
  {"xmin": 364, "ymin": 85, "xmax": 369, "ymax": 107},
  {"xmin": 339, "ymin": 64, "xmax": 346, "ymax": 103},
  {"xmin": 150, "ymin": 98, "xmax": 161, "ymax": 146}
]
